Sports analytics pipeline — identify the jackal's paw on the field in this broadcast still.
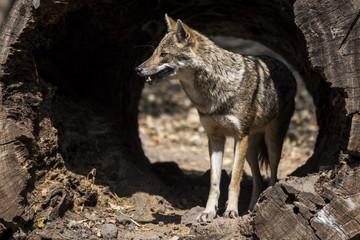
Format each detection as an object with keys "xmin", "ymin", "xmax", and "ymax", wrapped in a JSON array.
[
  {"xmin": 196, "ymin": 211, "xmax": 216, "ymax": 223},
  {"xmin": 223, "ymin": 210, "xmax": 239, "ymax": 219}
]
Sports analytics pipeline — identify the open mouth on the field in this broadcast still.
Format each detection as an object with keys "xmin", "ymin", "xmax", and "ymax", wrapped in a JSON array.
[{"xmin": 145, "ymin": 66, "xmax": 175, "ymax": 85}]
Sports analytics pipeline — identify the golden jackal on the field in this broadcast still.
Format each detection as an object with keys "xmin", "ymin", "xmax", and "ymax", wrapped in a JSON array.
[{"xmin": 136, "ymin": 14, "xmax": 296, "ymax": 223}]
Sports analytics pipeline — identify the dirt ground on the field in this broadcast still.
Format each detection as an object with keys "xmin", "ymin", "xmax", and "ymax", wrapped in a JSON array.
[{"xmin": 22, "ymin": 38, "xmax": 318, "ymax": 240}]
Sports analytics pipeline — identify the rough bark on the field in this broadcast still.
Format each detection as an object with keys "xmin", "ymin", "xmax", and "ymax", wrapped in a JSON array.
[
  {"xmin": 254, "ymin": 163, "xmax": 360, "ymax": 240},
  {"xmin": 0, "ymin": 0, "xmax": 44, "ymax": 226},
  {"xmin": 0, "ymin": 0, "xmax": 153, "ymax": 232},
  {"xmin": 0, "ymin": 0, "xmax": 359, "ymax": 238},
  {"xmin": 188, "ymin": 162, "xmax": 360, "ymax": 240},
  {"xmin": 293, "ymin": 0, "xmax": 360, "ymax": 173}
]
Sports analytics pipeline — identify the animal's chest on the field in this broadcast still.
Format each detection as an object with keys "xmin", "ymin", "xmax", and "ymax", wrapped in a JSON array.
[{"xmin": 199, "ymin": 115, "xmax": 242, "ymax": 136}]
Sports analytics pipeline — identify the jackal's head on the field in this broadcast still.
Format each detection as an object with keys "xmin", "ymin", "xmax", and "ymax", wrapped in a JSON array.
[{"xmin": 135, "ymin": 14, "xmax": 198, "ymax": 85}]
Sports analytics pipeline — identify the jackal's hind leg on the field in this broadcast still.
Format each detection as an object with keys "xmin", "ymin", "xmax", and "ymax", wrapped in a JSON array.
[
  {"xmin": 197, "ymin": 135, "xmax": 225, "ymax": 223},
  {"xmin": 224, "ymin": 136, "xmax": 248, "ymax": 218},
  {"xmin": 246, "ymin": 133, "xmax": 264, "ymax": 211},
  {"xmin": 265, "ymin": 108, "xmax": 293, "ymax": 186}
]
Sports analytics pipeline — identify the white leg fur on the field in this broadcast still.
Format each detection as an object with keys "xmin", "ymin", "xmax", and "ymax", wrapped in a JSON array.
[
  {"xmin": 224, "ymin": 136, "xmax": 248, "ymax": 218},
  {"xmin": 197, "ymin": 135, "xmax": 225, "ymax": 223}
]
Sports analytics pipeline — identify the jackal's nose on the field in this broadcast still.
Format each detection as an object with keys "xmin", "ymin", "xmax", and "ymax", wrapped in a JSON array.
[{"xmin": 135, "ymin": 66, "xmax": 143, "ymax": 74}]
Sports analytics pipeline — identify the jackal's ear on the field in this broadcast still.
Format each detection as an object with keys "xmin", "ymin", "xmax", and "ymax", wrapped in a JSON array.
[
  {"xmin": 176, "ymin": 19, "xmax": 193, "ymax": 43},
  {"xmin": 165, "ymin": 14, "xmax": 176, "ymax": 32}
]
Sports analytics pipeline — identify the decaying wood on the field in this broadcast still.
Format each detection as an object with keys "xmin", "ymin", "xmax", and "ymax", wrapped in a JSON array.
[
  {"xmin": 0, "ymin": 0, "xmax": 151, "ymax": 232},
  {"xmin": 254, "ymin": 163, "xmax": 360, "ymax": 239},
  {"xmin": 186, "ymin": 163, "xmax": 360, "ymax": 239},
  {"xmin": 294, "ymin": 0, "xmax": 360, "ymax": 167},
  {"xmin": 0, "ymin": 0, "xmax": 359, "ymax": 238},
  {"xmin": 0, "ymin": 0, "xmax": 41, "ymax": 224},
  {"xmin": 295, "ymin": 0, "xmax": 360, "ymax": 114},
  {"xmin": 348, "ymin": 114, "xmax": 360, "ymax": 156}
]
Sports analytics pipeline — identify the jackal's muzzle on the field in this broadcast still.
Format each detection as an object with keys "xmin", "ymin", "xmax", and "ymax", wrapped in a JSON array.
[{"xmin": 135, "ymin": 64, "xmax": 176, "ymax": 85}]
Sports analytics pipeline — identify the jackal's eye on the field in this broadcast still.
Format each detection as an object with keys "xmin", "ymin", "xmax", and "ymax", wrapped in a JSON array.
[{"xmin": 160, "ymin": 52, "xmax": 167, "ymax": 57}]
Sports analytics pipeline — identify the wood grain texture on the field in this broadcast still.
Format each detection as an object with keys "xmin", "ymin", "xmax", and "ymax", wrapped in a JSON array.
[
  {"xmin": 0, "ymin": 0, "xmax": 66, "ymax": 228},
  {"xmin": 0, "ymin": 0, "xmax": 38, "ymax": 224},
  {"xmin": 254, "ymin": 164, "xmax": 360, "ymax": 240},
  {"xmin": 0, "ymin": 87, "xmax": 32, "ymax": 222},
  {"xmin": 348, "ymin": 114, "xmax": 360, "ymax": 156},
  {"xmin": 0, "ymin": 0, "xmax": 39, "ymax": 72},
  {"xmin": 295, "ymin": 0, "xmax": 360, "ymax": 157}
]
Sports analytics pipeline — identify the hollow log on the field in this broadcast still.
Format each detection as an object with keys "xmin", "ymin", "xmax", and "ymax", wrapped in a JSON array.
[{"xmin": 0, "ymin": 0, "xmax": 359, "ymax": 238}]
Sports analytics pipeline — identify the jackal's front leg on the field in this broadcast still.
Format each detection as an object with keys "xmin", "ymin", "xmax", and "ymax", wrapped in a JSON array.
[
  {"xmin": 197, "ymin": 135, "xmax": 225, "ymax": 223},
  {"xmin": 224, "ymin": 136, "xmax": 248, "ymax": 218}
]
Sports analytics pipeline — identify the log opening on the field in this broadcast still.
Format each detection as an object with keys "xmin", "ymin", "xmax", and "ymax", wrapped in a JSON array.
[
  {"xmin": 31, "ymin": 0, "xmax": 347, "ymax": 178},
  {"xmin": 26, "ymin": 0, "xmax": 346, "ymax": 178}
]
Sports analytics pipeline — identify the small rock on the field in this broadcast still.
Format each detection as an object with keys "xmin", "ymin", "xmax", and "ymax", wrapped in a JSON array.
[
  {"xmin": 115, "ymin": 215, "xmax": 132, "ymax": 225},
  {"xmin": 158, "ymin": 206, "xmax": 166, "ymax": 214},
  {"xmin": 169, "ymin": 236, "xmax": 179, "ymax": 240},
  {"xmin": 85, "ymin": 214, "xmax": 100, "ymax": 222},
  {"xmin": 127, "ymin": 223, "xmax": 135, "ymax": 231},
  {"xmin": 164, "ymin": 204, "xmax": 174, "ymax": 211},
  {"xmin": 100, "ymin": 223, "xmax": 118, "ymax": 239},
  {"xmin": 67, "ymin": 220, "xmax": 78, "ymax": 229},
  {"xmin": 181, "ymin": 206, "xmax": 205, "ymax": 226},
  {"xmin": 137, "ymin": 232, "xmax": 160, "ymax": 240},
  {"xmin": 158, "ymin": 221, "xmax": 164, "ymax": 226}
]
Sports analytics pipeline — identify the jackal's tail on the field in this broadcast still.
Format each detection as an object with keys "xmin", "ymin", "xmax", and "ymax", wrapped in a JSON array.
[{"xmin": 258, "ymin": 137, "xmax": 269, "ymax": 169}]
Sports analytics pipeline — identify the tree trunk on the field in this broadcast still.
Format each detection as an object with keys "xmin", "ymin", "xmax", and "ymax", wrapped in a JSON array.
[{"xmin": 0, "ymin": 0, "xmax": 359, "ymax": 238}]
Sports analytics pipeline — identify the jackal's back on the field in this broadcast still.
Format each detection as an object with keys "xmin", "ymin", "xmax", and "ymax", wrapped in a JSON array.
[
  {"xmin": 239, "ymin": 55, "xmax": 296, "ymax": 128},
  {"xmin": 188, "ymin": 35, "xmax": 296, "ymax": 133}
]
